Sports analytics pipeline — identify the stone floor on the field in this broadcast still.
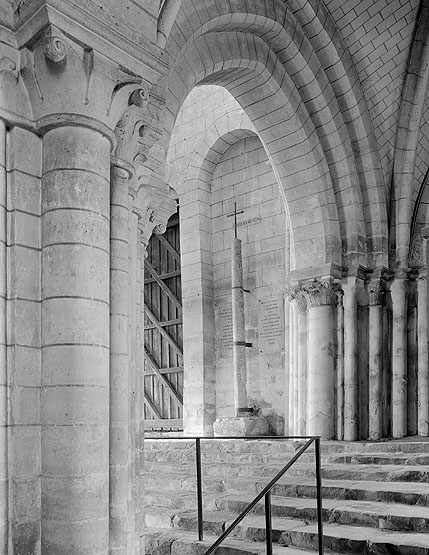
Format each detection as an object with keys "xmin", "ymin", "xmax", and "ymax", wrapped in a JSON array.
[{"xmin": 144, "ymin": 438, "xmax": 429, "ymax": 555}]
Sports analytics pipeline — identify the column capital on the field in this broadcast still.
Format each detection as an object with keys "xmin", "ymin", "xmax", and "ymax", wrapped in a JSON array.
[
  {"xmin": 368, "ymin": 278, "xmax": 386, "ymax": 306},
  {"xmin": 137, "ymin": 180, "xmax": 177, "ymax": 256},
  {"xmin": 300, "ymin": 279, "xmax": 341, "ymax": 308},
  {"xmin": 18, "ymin": 23, "xmax": 154, "ymax": 135},
  {"xmin": 342, "ymin": 264, "xmax": 368, "ymax": 281},
  {"xmin": 0, "ymin": 56, "xmax": 18, "ymax": 81},
  {"xmin": 392, "ymin": 267, "xmax": 410, "ymax": 280},
  {"xmin": 286, "ymin": 285, "xmax": 307, "ymax": 313}
]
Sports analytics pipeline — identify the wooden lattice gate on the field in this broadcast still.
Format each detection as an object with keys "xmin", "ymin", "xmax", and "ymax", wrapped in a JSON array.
[{"xmin": 144, "ymin": 212, "xmax": 183, "ymax": 431}]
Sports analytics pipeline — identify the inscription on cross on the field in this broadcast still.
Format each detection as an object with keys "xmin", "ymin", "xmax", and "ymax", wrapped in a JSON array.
[{"xmin": 226, "ymin": 201, "xmax": 245, "ymax": 239}]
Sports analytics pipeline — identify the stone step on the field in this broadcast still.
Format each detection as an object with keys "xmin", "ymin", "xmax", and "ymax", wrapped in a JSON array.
[
  {"xmin": 144, "ymin": 460, "xmax": 429, "ymax": 483},
  {"xmin": 145, "ymin": 489, "xmax": 429, "ymax": 532},
  {"xmin": 145, "ymin": 438, "xmax": 429, "ymax": 455},
  {"xmin": 145, "ymin": 529, "xmax": 329, "ymax": 555},
  {"xmin": 145, "ymin": 448, "xmax": 429, "ymax": 469},
  {"xmin": 146, "ymin": 508, "xmax": 429, "ymax": 554},
  {"xmin": 328, "ymin": 452, "xmax": 429, "ymax": 465},
  {"xmin": 144, "ymin": 471, "xmax": 429, "ymax": 505}
]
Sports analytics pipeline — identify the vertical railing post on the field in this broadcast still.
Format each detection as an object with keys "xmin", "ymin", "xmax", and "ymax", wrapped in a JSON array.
[
  {"xmin": 196, "ymin": 438, "xmax": 204, "ymax": 541},
  {"xmin": 265, "ymin": 490, "xmax": 273, "ymax": 555},
  {"xmin": 315, "ymin": 437, "xmax": 324, "ymax": 554}
]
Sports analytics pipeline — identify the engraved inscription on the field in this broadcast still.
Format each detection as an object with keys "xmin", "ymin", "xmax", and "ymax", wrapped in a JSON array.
[
  {"xmin": 216, "ymin": 303, "xmax": 233, "ymax": 356},
  {"xmin": 259, "ymin": 298, "xmax": 284, "ymax": 353}
]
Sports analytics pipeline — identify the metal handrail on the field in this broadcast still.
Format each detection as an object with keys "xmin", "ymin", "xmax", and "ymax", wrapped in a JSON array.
[{"xmin": 146, "ymin": 435, "xmax": 324, "ymax": 555}]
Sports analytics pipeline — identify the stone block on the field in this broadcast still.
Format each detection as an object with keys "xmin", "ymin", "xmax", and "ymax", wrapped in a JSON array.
[
  {"xmin": 213, "ymin": 416, "xmax": 270, "ymax": 437},
  {"xmin": 7, "ymin": 171, "xmax": 41, "ymax": 215},
  {"xmin": 42, "ymin": 244, "xmax": 109, "ymax": 301},
  {"xmin": 41, "ymin": 344, "xmax": 108, "ymax": 386},
  {"xmin": 7, "ymin": 128, "xmax": 41, "ymax": 177}
]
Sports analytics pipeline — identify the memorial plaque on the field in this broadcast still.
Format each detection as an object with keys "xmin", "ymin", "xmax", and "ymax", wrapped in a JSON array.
[
  {"xmin": 215, "ymin": 302, "xmax": 233, "ymax": 357},
  {"xmin": 258, "ymin": 297, "xmax": 284, "ymax": 354}
]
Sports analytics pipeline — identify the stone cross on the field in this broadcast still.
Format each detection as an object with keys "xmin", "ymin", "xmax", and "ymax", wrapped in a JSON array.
[
  {"xmin": 226, "ymin": 201, "xmax": 249, "ymax": 416},
  {"xmin": 227, "ymin": 201, "xmax": 244, "ymax": 239}
]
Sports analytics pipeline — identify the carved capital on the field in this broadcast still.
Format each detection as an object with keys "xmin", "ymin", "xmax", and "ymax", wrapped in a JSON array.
[
  {"xmin": 114, "ymin": 89, "xmax": 152, "ymax": 171},
  {"xmin": 393, "ymin": 266, "xmax": 409, "ymax": 280},
  {"xmin": 301, "ymin": 280, "xmax": 340, "ymax": 308},
  {"xmin": 0, "ymin": 56, "xmax": 18, "ymax": 81},
  {"xmin": 368, "ymin": 278, "xmax": 385, "ymax": 306},
  {"xmin": 409, "ymin": 230, "xmax": 425, "ymax": 270},
  {"xmin": 137, "ymin": 180, "xmax": 177, "ymax": 247},
  {"xmin": 286, "ymin": 285, "xmax": 307, "ymax": 313},
  {"xmin": 19, "ymin": 24, "xmax": 154, "ymax": 133},
  {"xmin": 129, "ymin": 88, "xmax": 150, "ymax": 108},
  {"xmin": 132, "ymin": 206, "xmax": 143, "ymax": 219}
]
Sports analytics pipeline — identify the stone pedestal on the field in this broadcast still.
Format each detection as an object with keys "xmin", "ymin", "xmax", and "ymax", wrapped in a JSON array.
[{"xmin": 213, "ymin": 416, "xmax": 270, "ymax": 437}]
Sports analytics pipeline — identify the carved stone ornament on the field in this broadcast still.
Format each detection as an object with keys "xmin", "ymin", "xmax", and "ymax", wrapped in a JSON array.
[
  {"xmin": 0, "ymin": 56, "xmax": 18, "ymax": 80},
  {"xmin": 301, "ymin": 280, "xmax": 340, "ymax": 308},
  {"xmin": 114, "ymin": 90, "xmax": 153, "ymax": 169},
  {"xmin": 44, "ymin": 36, "xmax": 67, "ymax": 63},
  {"xmin": 368, "ymin": 278, "xmax": 385, "ymax": 306},
  {"xmin": 394, "ymin": 266, "xmax": 409, "ymax": 281},
  {"xmin": 154, "ymin": 223, "xmax": 167, "ymax": 235},
  {"xmin": 286, "ymin": 284, "xmax": 307, "ymax": 313},
  {"xmin": 409, "ymin": 230, "xmax": 424, "ymax": 270},
  {"xmin": 129, "ymin": 88, "xmax": 149, "ymax": 107}
]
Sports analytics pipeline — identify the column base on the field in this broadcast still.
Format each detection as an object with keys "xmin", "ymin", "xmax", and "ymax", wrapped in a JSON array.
[{"xmin": 213, "ymin": 416, "xmax": 270, "ymax": 437}]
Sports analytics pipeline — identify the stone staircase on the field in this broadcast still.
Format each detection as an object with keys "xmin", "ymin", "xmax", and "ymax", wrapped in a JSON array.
[{"xmin": 144, "ymin": 438, "xmax": 429, "ymax": 555}]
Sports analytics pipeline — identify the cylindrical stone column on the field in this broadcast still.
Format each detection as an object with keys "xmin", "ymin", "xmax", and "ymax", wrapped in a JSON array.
[
  {"xmin": 336, "ymin": 291, "xmax": 344, "ymax": 440},
  {"xmin": 296, "ymin": 299, "xmax": 307, "ymax": 436},
  {"xmin": 231, "ymin": 237, "xmax": 248, "ymax": 415},
  {"xmin": 0, "ymin": 119, "xmax": 7, "ymax": 553},
  {"xmin": 305, "ymin": 282, "xmax": 338, "ymax": 439},
  {"xmin": 288, "ymin": 301, "xmax": 296, "ymax": 435},
  {"xmin": 343, "ymin": 281, "xmax": 358, "ymax": 441},
  {"xmin": 368, "ymin": 280, "xmax": 384, "ymax": 440},
  {"xmin": 41, "ymin": 124, "xmax": 111, "ymax": 554},
  {"xmin": 137, "ymin": 232, "xmax": 146, "ymax": 554},
  {"xmin": 110, "ymin": 165, "xmax": 131, "ymax": 555},
  {"xmin": 417, "ymin": 275, "xmax": 429, "ymax": 436},
  {"xmin": 128, "ymin": 204, "xmax": 140, "ymax": 554},
  {"xmin": 391, "ymin": 277, "xmax": 408, "ymax": 439}
]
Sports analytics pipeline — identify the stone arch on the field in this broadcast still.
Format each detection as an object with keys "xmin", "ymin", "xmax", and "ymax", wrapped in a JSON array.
[
  {"xmin": 165, "ymin": 38, "xmax": 343, "ymax": 268},
  {"xmin": 170, "ymin": 94, "xmax": 289, "ymax": 433},
  {"xmin": 394, "ymin": 0, "xmax": 429, "ymax": 269},
  {"xmin": 167, "ymin": 101, "xmax": 297, "ymax": 262},
  {"xmin": 159, "ymin": 0, "xmax": 388, "ymax": 270}
]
